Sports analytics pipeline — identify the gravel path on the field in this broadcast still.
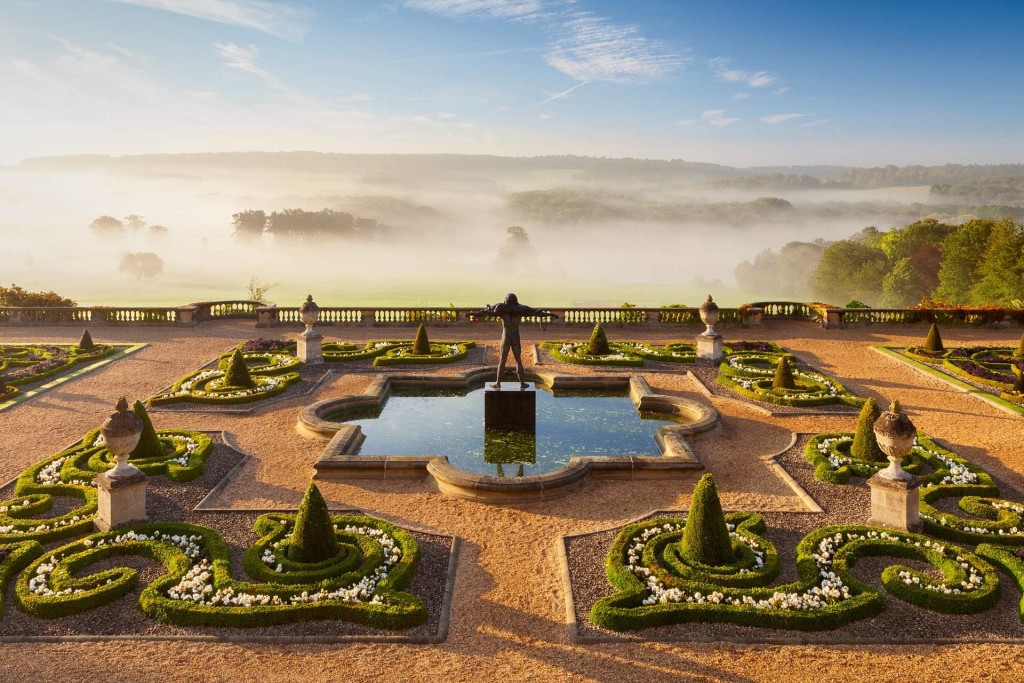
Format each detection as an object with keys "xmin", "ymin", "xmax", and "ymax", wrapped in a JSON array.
[{"xmin": 2, "ymin": 322, "xmax": 1024, "ymax": 681}]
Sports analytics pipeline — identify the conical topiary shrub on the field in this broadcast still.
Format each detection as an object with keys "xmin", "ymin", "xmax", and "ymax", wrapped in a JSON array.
[
  {"xmin": 1013, "ymin": 364, "xmax": 1024, "ymax": 393},
  {"xmin": 413, "ymin": 323, "xmax": 431, "ymax": 355},
  {"xmin": 77, "ymin": 329, "xmax": 95, "ymax": 351},
  {"xmin": 850, "ymin": 398, "xmax": 885, "ymax": 462},
  {"xmin": 772, "ymin": 355, "xmax": 796, "ymax": 391},
  {"xmin": 129, "ymin": 399, "xmax": 166, "ymax": 459},
  {"xmin": 924, "ymin": 323, "xmax": 944, "ymax": 353},
  {"xmin": 224, "ymin": 348, "xmax": 255, "ymax": 388},
  {"xmin": 287, "ymin": 482, "xmax": 339, "ymax": 563},
  {"xmin": 1014, "ymin": 332, "xmax": 1024, "ymax": 359},
  {"xmin": 682, "ymin": 473, "xmax": 734, "ymax": 566},
  {"xmin": 587, "ymin": 322, "xmax": 611, "ymax": 355}
]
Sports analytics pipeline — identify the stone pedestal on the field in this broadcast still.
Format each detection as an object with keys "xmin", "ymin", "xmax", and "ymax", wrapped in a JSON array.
[
  {"xmin": 696, "ymin": 333, "xmax": 724, "ymax": 363},
  {"xmin": 94, "ymin": 468, "xmax": 148, "ymax": 532},
  {"xmin": 485, "ymin": 388, "xmax": 536, "ymax": 431},
  {"xmin": 867, "ymin": 472, "xmax": 921, "ymax": 532},
  {"xmin": 296, "ymin": 331, "xmax": 323, "ymax": 364}
]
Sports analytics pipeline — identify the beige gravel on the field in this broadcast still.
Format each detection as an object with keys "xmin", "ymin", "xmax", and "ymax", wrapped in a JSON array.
[{"xmin": 2, "ymin": 321, "xmax": 1024, "ymax": 682}]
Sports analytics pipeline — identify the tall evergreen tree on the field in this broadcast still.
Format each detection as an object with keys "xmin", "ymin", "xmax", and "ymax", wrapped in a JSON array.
[
  {"xmin": 936, "ymin": 219, "xmax": 994, "ymax": 303},
  {"xmin": 970, "ymin": 218, "xmax": 1024, "ymax": 305}
]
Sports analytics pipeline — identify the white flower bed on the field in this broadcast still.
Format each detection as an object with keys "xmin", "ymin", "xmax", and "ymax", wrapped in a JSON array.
[
  {"xmin": 625, "ymin": 524, "xmax": 984, "ymax": 609},
  {"xmin": 167, "ymin": 524, "xmax": 402, "ymax": 607},
  {"xmin": 27, "ymin": 530, "xmax": 201, "ymax": 598}
]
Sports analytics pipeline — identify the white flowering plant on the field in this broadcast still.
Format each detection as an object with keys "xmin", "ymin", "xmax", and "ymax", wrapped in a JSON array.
[
  {"xmin": 149, "ymin": 348, "xmax": 302, "ymax": 406},
  {"xmin": 717, "ymin": 347, "xmax": 864, "ymax": 408},
  {"xmin": 592, "ymin": 520, "xmax": 1000, "ymax": 632},
  {"xmin": 541, "ymin": 340, "xmax": 697, "ymax": 367},
  {"xmin": 0, "ymin": 428, "xmax": 212, "ymax": 544},
  {"xmin": 12, "ymin": 516, "xmax": 427, "ymax": 629},
  {"xmin": 372, "ymin": 341, "xmax": 475, "ymax": 366}
]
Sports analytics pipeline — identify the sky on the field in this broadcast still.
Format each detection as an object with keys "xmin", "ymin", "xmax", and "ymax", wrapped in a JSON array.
[{"xmin": 2, "ymin": 0, "xmax": 1024, "ymax": 166}]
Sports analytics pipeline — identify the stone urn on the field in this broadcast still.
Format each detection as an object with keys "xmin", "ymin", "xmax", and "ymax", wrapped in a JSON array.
[
  {"xmin": 872, "ymin": 400, "xmax": 916, "ymax": 481},
  {"xmin": 299, "ymin": 294, "xmax": 320, "ymax": 338},
  {"xmin": 101, "ymin": 396, "xmax": 143, "ymax": 478},
  {"xmin": 699, "ymin": 295, "xmax": 720, "ymax": 337}
]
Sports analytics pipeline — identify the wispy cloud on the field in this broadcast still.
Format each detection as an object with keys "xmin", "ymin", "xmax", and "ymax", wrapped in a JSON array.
[
  {"xmin": 215, "ymin": 42, "xmax": 271, "ymax": 79},
  {"xmin": 708, "ymin": 57, "xmax": 775, "ymax": 88},
  {"xmin": 801, "ymin": 118, "xmax": 831, "ymax": 128},
  {"xmin": 528, "ymin": 79, "xmax": 589, "ymax": 109},
  {"xmin": 673, "ymin": 118, "xmax": 697, "ymax": 126},
  {"xmin": 775, "ymin": 86, "xmax": 790, "ymax": 95},
  {"xmin": 731, "ymin": 92, "xmax": 750, "ymax": 100},
  {"xmin": 702, "ymin": 109, "xmax": 739, "ymax": 127},
  {"xmin": 760, "ymin": 112, "xmax": 811, "ymax": 124},
  {"xmin": 545, "ymin": 11, "xmax": 684, "ymax": 84},
  {"xmin": 105, "ymin": 0, "xmax": 309, "ymax": 41},
  {"xmin": 403, "ymin": 0, "xmax": 544, "ymax": 20}
]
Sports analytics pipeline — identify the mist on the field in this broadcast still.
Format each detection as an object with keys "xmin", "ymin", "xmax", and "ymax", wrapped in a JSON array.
[{"xmin": 0, "ymin": 154, "xmax": 1010, "ymax": 308}]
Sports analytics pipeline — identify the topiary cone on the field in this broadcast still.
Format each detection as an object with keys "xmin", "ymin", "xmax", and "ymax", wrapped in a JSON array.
[
  {"xmin": 587, "ymin": 322, "xmax": 611, "ymax": 355},
  {"xmin": 129, "ymin": 399, "xmax": 165, "ymax": 460},
  {"xmin": 1014, "ymin": 332, "xmax": 1024, "ymax": 359},
  {"xmin": 924, "ymin": 322, "xmax": 944, "ymax": 353},
  {"xmin": 224, "ymin": 348, "xmax": 255, "ymax": 388},
  {"xmin": 772, "ymin": 355, "xmax": 796, "ymax": 391},
  {"xmin": 413, "ymin": 323, "xmax": 431, "ymax": 355},
  {"xmin": 287, "ymin": 482, "xmax": 339, "ymax": 563},
  {"xmin": 682, "ymin": 473, "xmax": 734, "ymax": 566},
  {"xmin": 1013, "ymin": 364, "xmax": 1024, "ymax": 393},
  {"xmin": 78, "ymin": 329, "xmax": 95, "ymax": 351},
  {"xmin": 850, "ymin": 397, "xmax": 885, "ymax": 462}
]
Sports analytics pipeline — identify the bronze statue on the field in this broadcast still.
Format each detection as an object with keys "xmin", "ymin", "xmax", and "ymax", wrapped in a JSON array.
[{"xmin": 469, "ymin": 293, "xmax": 558, "ymax": 389}]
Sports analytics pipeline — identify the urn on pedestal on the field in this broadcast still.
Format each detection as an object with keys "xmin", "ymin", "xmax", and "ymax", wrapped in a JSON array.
[
  {"xmin": 94, "ymin": 397, "xmax": 148, "ymax": 531},
  {"xmin": 296, "ymin": 294, "xmax": 324, "ymax": 364},
  {"xmin": 867, "ymin": 400, "xmax": 921, "ymax": 531},
  {"xmin": 696, "ymin": 295, "xmax": 724, "ymax": 362}
]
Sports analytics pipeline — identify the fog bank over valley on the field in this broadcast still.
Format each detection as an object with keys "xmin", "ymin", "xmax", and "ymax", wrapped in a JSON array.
[{"xmin": 3, "ymin": 153, "xmax": 1023, "ymax": 307}]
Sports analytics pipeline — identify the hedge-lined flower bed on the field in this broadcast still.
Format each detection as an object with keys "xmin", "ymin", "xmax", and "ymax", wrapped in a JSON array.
[
  {"xmin": 0, "ymin": 343, "xmax": 116, "ymax": 392},
  {"xmin": 372, "ymin": 342, "xmax": 475, "ymax": 367},
  {"xmin": 149, "ymin": 348, "xmax": 302, "ymax": 406},
  {"xmin": 13, "ymin": 514, "xmax": 427, "ymax": 629},
  {"xmin": 716, "ymin": 345, "xmax": 864, "ymax": 408},
  {"xmin": 807, "ymin": 429, "xmax": 1024, "ymax": 546},
  {"xmin": 0, "ymin": 428, "xmax": 212, "ymax": 544},
  {"xmin": 541, "ymin": 341, "xmax": 696, "ymax": 367},
  {"xmin": 592, "ymin": 518, "xmax": 999, "ymax": 632}
]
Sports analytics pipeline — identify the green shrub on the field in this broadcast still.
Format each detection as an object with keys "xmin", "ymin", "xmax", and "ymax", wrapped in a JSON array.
[
  {"xmin": 587, "ymin": 323, "xmax": 610, "ymax": 355},
  {"xmin": 924, "ymin": 323, "xmax": 944, "ymax": 353},
  {"xmin": 772, "ymin": 355, "xmax": 796, "ymax": 391},
  {"xmin": 412, "ymin": 324, "xmax": 431, "ymax": 355},
  {"xmin": 223, "ymin": 348, "xmax": 255, "ymax": 389},
  {"xmin": 681, "ymin": 474, "xmax": 733, "ymax": 566},
  {"xmin": 845, "ymin": 300, "xmax": 870, "ymax": 309},
  {"xmin": 77, "ymin": 329, "xmax": 95, "ymax": 351},
  {"xmin": 130, "ymin": 399, "xmax": 166, "ymax": 460},
  {"xmin": 1013, "ymin": 364, "xmax": 1024, "ymax": 393},
  {"xmin": 850, "ymin": 398, "xmax": 885, "ymax": 462},
  {"xmin": 287, "ymin": 483, "xmax": 339, "ymax": 563},
  {"xmin": 1015, "ymin": 332, "xmax": 1024, "ymax": 359}
]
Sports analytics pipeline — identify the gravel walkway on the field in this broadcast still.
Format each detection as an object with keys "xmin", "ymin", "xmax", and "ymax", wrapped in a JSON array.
[{"xmin": 2, "ymin": 322, "xmax": 1024, "ymax": 681}]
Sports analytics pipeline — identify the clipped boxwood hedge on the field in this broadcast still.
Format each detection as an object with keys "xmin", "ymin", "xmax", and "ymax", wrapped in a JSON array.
[
  {"xmin": 14, "ymin": 515, "xmax": 427, "ymax": 629},
  {"xmin": 591, "ymin": 521, "xmax": 999, "ymax": 632}
]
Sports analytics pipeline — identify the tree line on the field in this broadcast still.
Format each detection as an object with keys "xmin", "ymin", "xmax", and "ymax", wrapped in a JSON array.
[
  {"xmin": 231, "ymin": 209, "xmax": 390, "ymax": 241},
  {"xmin": 738, "ymin": 217, "xmax": 1024, "ymax": 308}
]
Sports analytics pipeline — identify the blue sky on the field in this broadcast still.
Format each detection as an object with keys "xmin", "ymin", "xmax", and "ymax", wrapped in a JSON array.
[{"xmin": 2, "ymin": 0, "xmax": 1023, "ymax": 165}]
